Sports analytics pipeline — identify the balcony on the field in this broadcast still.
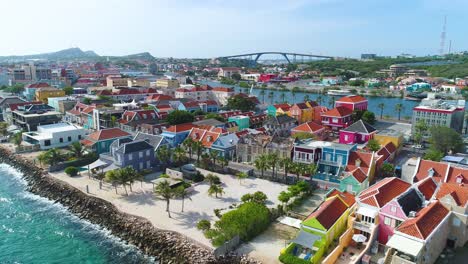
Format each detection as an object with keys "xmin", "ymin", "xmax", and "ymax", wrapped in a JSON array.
[
  {"xmin": 353, "ymin": 220, "xmax": 374, "ymax": 234},
  {"xmin": 293, "ymin": 157, "xmax": 313, "ymax": 164}
]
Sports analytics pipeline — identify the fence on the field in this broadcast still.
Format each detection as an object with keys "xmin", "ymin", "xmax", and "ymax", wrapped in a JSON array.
[
  {"xmin": 15, "ymin": 144, "xmax": 40, "ymax": 153},
  {"xmin": 213, "ymin": 235, "xmax": 240, "ymax": 258}
]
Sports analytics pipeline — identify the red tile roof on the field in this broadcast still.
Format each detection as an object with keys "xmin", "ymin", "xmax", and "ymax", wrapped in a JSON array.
[
  {"xmin": 436, "ymin": 183, "xmax": 468, "ymax": 206},
  {"xmin": 397, "ymin": 201, "xmax": 449, "ymax": 240},
  {"xmin": 384, "ymin": 142, "xmax": 397, "ymax": 153},
  {"xmin": 146, "ymin": 94, "xmax": 173, "ymax": 101},
  {"xmin": 358, "ymin": 177, "xmax": 411, "ymax": 208},
  {"xmin": 326, "ymin": 189, "xmax": 356, "ymax": 207},
  {"xmin": 292, "ymin": 103, "xmax": 310, "ymax": 110},
  {"xmin": 417, "ymin": 177, "xmax": 438, "ymax": 200},
  {"xmin": 322, "ymin": 106, "xmax": 353, "ymax": 117},
  {"xmin": 306, "ymin": 196, "xmax": 349, "ymax": 230},
  {"xmin": 87, "ymin": 128, "xmax": 131, "ymax": 142},
  {"xmin": 291, "ymin": 121, "xmax": 324, "ymax": 133},
  {"xmin": 274, "ymin": 103, "xmax": 291, "ymax": 111},
  {"xmin": 414, "ymin": 160, "xmax": 450, "ymax": 183},
  {"xmin": 164, "ymin": 123, "xmax": 196, "ymax": 133},
  {"xmin": 8, "ymin": 101, "xmax": 42, "ymax": 111},
  {"xmin": 350, "ymin": 168, "xmax": 367, "ymax": 183},
  {"xmin": 212, "ymin": 87, "xmax": 234, "ymax": 92},
  {"xmin": 26, "ymin": 82, "xmax": 50, "ymax": 88},
  {"xmin": 446, "ymin": 166, "xmax": 468, "ymax": 185},
  {"xmin": 188, "ymin": 128, "xmax": 220, "ymax": 148},
  {"xmin": 336, "ymin": 95, "xmax": 367, "ymax": 103},
  {"xmin": 346, "ymin": 151, "xmax": 374, "ymax": 175}
]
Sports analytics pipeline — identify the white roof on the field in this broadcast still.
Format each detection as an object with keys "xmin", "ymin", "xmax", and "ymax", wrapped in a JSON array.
[
  {"xmin": 356, "ymin": 206, "xmax": 378, "ymax": 218},
  {"xmin": 37, "ymin": 123, "xmax": 81, "ymax": 133},
  {"xmin": 277, "ymin": 216, "xmax": 302, "ymax": 229},
  {"xmin": 387, "ymin": 234, "xmax": 423, "ymax": 257}
]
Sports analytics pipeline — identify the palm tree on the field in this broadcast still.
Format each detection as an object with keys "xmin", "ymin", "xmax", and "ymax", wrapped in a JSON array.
[
  {"xmin": 305, "ymin": 163, "xmax": 317, "ymax": 178},
  {"xmin": 69, "ymin": 142, "xmax": 85, "ymax": 158},
  {"xmin": 37, "ymin": 152, "xmax": 48, "ymax": 167},
  {"xmin": 280, "ymin": 88, "xmax": 286, "ymax": 103},
  {"xmin": 175, "ymin": 185, "xmax": 191, "ymax": 212},
  {"xmin": 395, "ymin": 103, "xmax": 404, "ymax": 120},
  {"xmin": 268, "ymin": 91, "xmax": 274, "ymax": 104},
  {"xmin": 292, "ymin": 162, "xmax": 307, "ymax": 183},
  {"xmin": 205, "ymin": 173, "xmax": 220, "ymax": 185},
  {"xmin": 328, "ymin": 96, "xmax": 335, "ymax": 108},
  {"xmin": 209, "ymin": 150, "xmax": 219, "ymax": 166},
  {"xmin": 377, "ymin": 103, "xmax": 385, "ymax": 119},
  {"xmin": 192, "ymin": 141, "xmax": 204, "ymax": 164},
  {"xmin": 218, "ymin": 157, "xmax": 228, "ymax": 171},
  {"xmin": 254, "ymin": 154, "xmax": 270, "ymax": 178},
  {"xmin": 154, "ymin": 180, "xmax": 175, "ymax": 217},
  {"xmin": 316, "ymin": 95, "xmax": 323, "ymax": 105},
  {"xmin": 208, "ymin": 184, "xmax": 224, "ymax": 198},
  {"xmin": 173, "ymin": 146, "xmax": 186, "ymax": 167},
  {"xmin": 259, "ymin": 89, "xmax": 266, "ymax": 104},
  {"xmin": 45, "ymin": 148, "xmax": 64, "ymax": 166},
  {"xmin": 279, "ymin": 157, "xmax": 293, "ymax": 182},
  {"xmin": 304, "ymin": 94, "xmax": 310, "ymax": 102},
  {"xmin": 0, "ymin": 122, "xmax": 8, "ymax": 136},
  {"xmin": 183, "ymin": 138, "xmax": 195, "ymax": 160},
  {"xmin": 110, "ymin": 116, "xmax": 117, "ymax": 128},
  {"xmin": 120, "ymin": 166, "xmax": 138, "ymax": 192},
  {"xmin": 236, "ymin": 172, "xmax": 248, "ymax": 184},
  {"xmin": 156, "ymin": 145, "xmax": 172, "ymax": 170},
  {"xmin": 105, "ymin": 169, "xmax": 120, "ymax": 194},
  {"xmin": 267, "ymin": 153, "xmax": 279, "ymax": 179},
  {"xmin": 12, "ymin": 132, "xmax": 22, "ymax": 147}
]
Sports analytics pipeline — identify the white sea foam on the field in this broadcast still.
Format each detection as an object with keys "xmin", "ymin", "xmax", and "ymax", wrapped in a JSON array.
[
  {"xmin": 0, "ymin": 197, "xmax": 11, "ymax": 203},
  {"xmin": 0, "ymin": 163, "xmax": 27, "ymax": 185},
  {"xmin": 1, "ymin": 224, "xmax": 14, "ymax": 233}
]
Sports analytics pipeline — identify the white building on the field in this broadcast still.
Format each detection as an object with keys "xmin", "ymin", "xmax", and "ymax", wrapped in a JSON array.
[
  {"xmin": 22, "ymin": 123, "xmax": 86, "ymax": 150},
  {"xmin": 218, "ymin": 67, "xmax": 241, "ymax": 78}
]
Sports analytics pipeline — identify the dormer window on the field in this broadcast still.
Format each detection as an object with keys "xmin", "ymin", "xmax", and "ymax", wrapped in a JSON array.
[
  {"xmin": 207, "ymin": 136, "xmax": 212, "ymax": 142},
  {"xmin": 428, "ymin": 168, "xmax": 435, "ymax": 177},
  {"xmin": 456, "ymin": 175, "xmax": 463, "ymax": 184}
]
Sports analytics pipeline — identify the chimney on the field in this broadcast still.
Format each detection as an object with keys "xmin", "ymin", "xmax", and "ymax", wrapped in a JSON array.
[{"xmin": 355, "ymin": 158, "xmax": 361, "ymax": 167}]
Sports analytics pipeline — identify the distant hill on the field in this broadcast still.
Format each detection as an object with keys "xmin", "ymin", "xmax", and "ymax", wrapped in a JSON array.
[{"xmin": 0, "ymin": 48, "xmax": 155, "ymax": 62}]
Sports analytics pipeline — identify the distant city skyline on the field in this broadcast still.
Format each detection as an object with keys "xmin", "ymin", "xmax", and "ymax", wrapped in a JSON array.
[{"xmin": 1, "ymin": 0, "xmax": 467, "ymax": 59}]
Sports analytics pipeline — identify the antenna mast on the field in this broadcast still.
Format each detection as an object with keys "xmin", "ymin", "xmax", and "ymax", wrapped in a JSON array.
[{"xmin": 439, "ymin": 16, "xmax": 447, "ymax": 55}]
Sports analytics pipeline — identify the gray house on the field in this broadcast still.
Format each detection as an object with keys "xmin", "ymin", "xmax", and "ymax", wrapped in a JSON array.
[{"xmin": 110, "ymin": 138, "xmax": 155, "ymax": 171}]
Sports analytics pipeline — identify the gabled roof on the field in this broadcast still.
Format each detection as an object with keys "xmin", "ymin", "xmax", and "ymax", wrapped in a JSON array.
[
  {"xmin": 358, "ymin": 177, "xmax": 411, "ymax": 208},
  {"xmin": 116, "ymin": 140, "xmax": 154, "ymax": 154},
  {"xmin": 322, "ymin": 106, "xmax": 353, "ymax": 117},
  {"xmin": 349, "ymin": 168, "xmax": 368, "ymax": 183},
  {"xmin": 336, "ymin": 95, "xmax": 367, "ymax": 103},
  {"xmin": 326, "ymin": 189, "xmax": 356, "ymax": 207},
  {"xmin": 134, "ymin": 132, "xmax": 166, "ymax": 149},
  {"xmin": 397, "ymin": 201, "xmax": 449, "ymax": 240},
  {"xmin": 212, "ymin": 87, "xmax": 234, "ymax": 92},
  {"xmin": 7, "ymin": 101, "xmax": 42, "ymax": 111},
  {"xmin": 292, "ymin": 102, "xmax": 310, "ymax": 110},
  {"xmin": 193, "ymin": 118, "xmax": 224, "ymax": 127},
  {"xmin": 26, "ymin": 82, "xmax": 50, "ymax": 88},
  {"xmin": 416, "ymin": 177, "xmax": 438, "ymax": 200},
  {"xmin": 446, "ymin": 166, "xmax": 468, "ymax": 185},
  {"xmin": 273, "ymin": 103, "xmax": 291, "ymax": 111},
  {"xmin": 414, "ymin": 159, "xmax": 450, "ymax": 183},
  {"xmin": 436, "ymin": 183, "xmax": 468, "ymax": 206},
  {"xmin": 188, "ymin": 128, "xmax": 221, "ymax": 148},
  {"xmin": 264, "ymin": 114, "xmax": 297, "ymax": 126},
  {"xmin": 341, "ymin": 120, "xmax": 376, "ymax": 134},
  {"xmin": 305, "ymin": 196, "xmax": 349, "ymax": 230},
  {"xmin": 163, "ymin": 123, "xmax": 196, "ymax": 133},
  {"xmin": 384, "ymin": 142, "xmax": 397, "ymax": 153},
  {"xmin": 346, "ymin": 151, "xmax": 374, "ymax": 175},
  {"xmin": 87, "ymin": 128, "xmax": 131, "ymax": 142},
  {"xmin": 146, "ymin": 94, "xmax": 173, "ymax": 101},
  {"xmin": 291, "ymin": 121, "xmax": 324, "ymax": 133}
]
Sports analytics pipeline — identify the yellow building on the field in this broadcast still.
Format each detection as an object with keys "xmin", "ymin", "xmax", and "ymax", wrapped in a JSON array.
[
  {"xmin": 106, "ymin": 76, "xmax": 129, "ymax": 87},
  {"xmin": 374, "ymin": 129, "xmax": 403, "ymax": 150},
  {"xmin": 156, "ymin": 78, "xmax": 179, "ymax": 89},
  {"xmin": 35, "ymin": 87, "xmax": 66, "ymax": 103}
]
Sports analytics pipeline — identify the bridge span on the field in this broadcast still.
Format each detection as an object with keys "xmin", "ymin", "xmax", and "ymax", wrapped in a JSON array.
[{"xmin": 217, "ymin": 51, "xmax": 334, "ymax": 64}]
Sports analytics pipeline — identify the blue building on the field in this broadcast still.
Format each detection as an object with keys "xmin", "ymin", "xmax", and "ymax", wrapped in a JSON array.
[
  {"xmin": 178, "ymin": 102, "xmax": 201, "ymax": 112},
  {"xmin": 110, "ymin": 138, "xmax": 155, "ymax": 171},
  {"xmin": 211, "ymin": 133, "xmax": 239, "ymax": 159},
  {"xmin": 160, "ymin": 123, "xmax": 195, "ymax": 147}
]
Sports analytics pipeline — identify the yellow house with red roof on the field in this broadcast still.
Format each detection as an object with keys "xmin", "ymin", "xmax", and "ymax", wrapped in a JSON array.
[{"xmin": 280, "ymin": 191, "xmax": 355, "ymax": 263}]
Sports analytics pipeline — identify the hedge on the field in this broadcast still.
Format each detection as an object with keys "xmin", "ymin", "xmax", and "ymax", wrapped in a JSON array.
[{"xmin": 279, "ymin": 253, "xmax": 311, "ymax": 264}]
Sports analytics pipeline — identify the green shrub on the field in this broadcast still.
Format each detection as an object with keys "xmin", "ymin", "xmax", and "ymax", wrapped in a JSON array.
[
  {"xmin": 196, "ymin": 220, "xmax": 211, "ymax": 231},
  {"xmin": 279, "ymin": 253, "xmax": 311, "ymax": 264},
  {"xmin": 206, "ymin": 202, "xmax": 271, "ymax": 246},
  {"xmin": 64, "ymin": 166, "xmax": 78, "ymax": 176},
  {"xmin": 192, "ymin": 172, "xmax": 205, "ymax": 182}
]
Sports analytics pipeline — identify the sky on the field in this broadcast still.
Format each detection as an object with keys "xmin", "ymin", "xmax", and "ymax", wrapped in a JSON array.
[{"xmin": 0, "ymin": 0, "xmax": 467, "ymax": 58}]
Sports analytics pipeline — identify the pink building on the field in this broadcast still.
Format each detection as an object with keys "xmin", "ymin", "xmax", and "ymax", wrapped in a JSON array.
[
  {"xmin": 335, "ymin": 95, "xmax": 368, "ymax": 111},
  {"xmin": 339, "ymin": 120, "xmax": 377, "ymax": 144},
  {"xmin": 321, "ymin": 106, "xmax": 353, "ymax": 131}
]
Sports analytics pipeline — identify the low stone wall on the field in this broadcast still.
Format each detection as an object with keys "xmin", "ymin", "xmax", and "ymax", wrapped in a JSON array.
[{"xmin": 0, "ymin": 146, "xmax": 259, "ymax": 264}]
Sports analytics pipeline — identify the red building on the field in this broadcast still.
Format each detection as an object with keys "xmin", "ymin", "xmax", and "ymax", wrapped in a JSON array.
[
  {"xmin": 321, "ymin": 106, "xmax": 353, "ymax": 131},
  {"xmin": 335, "ymin": 95, "xmax": 368, "ymax": 111},
  {"xmin": 258, "ymin": 74, "xmax": 278, "ymax": 83}
]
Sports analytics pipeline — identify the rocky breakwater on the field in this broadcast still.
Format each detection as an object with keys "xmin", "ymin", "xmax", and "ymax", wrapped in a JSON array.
[{"xmin": 0, "ymin": 146, "xmax": 260, "ymax": 264}]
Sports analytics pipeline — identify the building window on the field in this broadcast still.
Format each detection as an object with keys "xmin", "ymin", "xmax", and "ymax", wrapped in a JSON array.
[
  {"xmin": 344, "ymin": 135, "xmax": 349, "ymax": 141},
  {"xmin": 129, "ymin": 154, "xmax": 133, "ymax": 161},
  {"xmin": 139, "ymin": 152, "xmax": 143, "ymax": 158},
  {"xmin": 45, "ymin": 140, "xmax": 51, "ymax": 146},
  {"xmin": 139, "ymin": 162, "xmax": 143, "ymax": 170},
  {"xmin": 384, "ymin": 217, "xmax": 391, "ymax": 226},
  {"xmin": 68, "ymin": 136, "xmax": 72, "ymax": 142},
  {"xmin": 146, "ymin": 160, "xmax": 150, "ymax": 168},
  {"xmin": 146, "ymin": 150, "xmax": 150, "ymax": 156},
  {"xmin": 59, "ymin": 138, "xmax": 63, "ymax": 143},
  {"xmin": 78, "ymin": 135, "xmax": 82, "ymax": 140},
  {"xmin": 391, "ymin": 206, "xmax": 397, "ymax": 213}
]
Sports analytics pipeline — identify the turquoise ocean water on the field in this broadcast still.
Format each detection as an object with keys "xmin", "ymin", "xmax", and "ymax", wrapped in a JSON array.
[{"xmin": 0, "ymin": 163, "xmax": 156, "ymax": 264}]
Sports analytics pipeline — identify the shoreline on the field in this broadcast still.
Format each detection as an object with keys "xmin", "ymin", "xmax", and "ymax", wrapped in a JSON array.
[{"xmin": 0, "ymin": 145, "xmax": 257, "ymax": 264}]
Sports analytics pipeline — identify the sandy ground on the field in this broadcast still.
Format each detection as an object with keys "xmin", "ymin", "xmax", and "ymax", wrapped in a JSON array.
[
  {"xmin": 235, "ymin": 190, "xmax": 327, "ymax": 263},
  {"xmin": 49, "ymin": 167, "xmax": 289, "ymax": 250}
]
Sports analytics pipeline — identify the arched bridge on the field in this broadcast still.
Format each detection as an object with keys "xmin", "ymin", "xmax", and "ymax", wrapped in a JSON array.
[{"xmin": 217, "ymin": 52, "xmax": 334, "ymax": 64}]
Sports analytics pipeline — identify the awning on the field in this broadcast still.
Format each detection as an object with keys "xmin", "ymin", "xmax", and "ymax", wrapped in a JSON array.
[
  {"xmin": 386, "ymin": 234, "xmax": 423, "ymax": 257},
  {"xmin": 292, "ymin": 230, "xmax": 321, "ymax": 249},
  {"xmin": 82, "ymin": 159, "xmax": 110, "ymax": 170},
  {"xmin": 278, "ymin": 216, "xmax": 302, "ymax": 229},
  {"xmin": 356, "ymin": 206, "xmax": 378, "ymax": 218}
]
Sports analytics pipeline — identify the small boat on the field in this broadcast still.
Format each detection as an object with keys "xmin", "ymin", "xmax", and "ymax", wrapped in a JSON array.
[
  {"xmin": 327, "ymin": 89, "xmax": 352, "ymax": 96},
  {"xmin": 404, "ymin": 96, "xmax": 422, "ymax": 101}
]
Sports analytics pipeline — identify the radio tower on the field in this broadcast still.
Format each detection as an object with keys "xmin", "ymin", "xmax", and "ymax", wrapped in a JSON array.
[{"xmin": 439, "ymin": 16, "xmax": 447, "ymax": 55}]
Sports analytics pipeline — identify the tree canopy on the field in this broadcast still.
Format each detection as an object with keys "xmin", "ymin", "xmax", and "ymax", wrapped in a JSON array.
[
  {"xmin": 429, "ymin": 126, "xmax": 464, "ymax": 154},
  {"xmin": 226, "ymin": 94, "xmax": 256, "ymax": 112},
  {"xmin": 165, "ymin": 110, "xmax": 194, "ymax": 125}
]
